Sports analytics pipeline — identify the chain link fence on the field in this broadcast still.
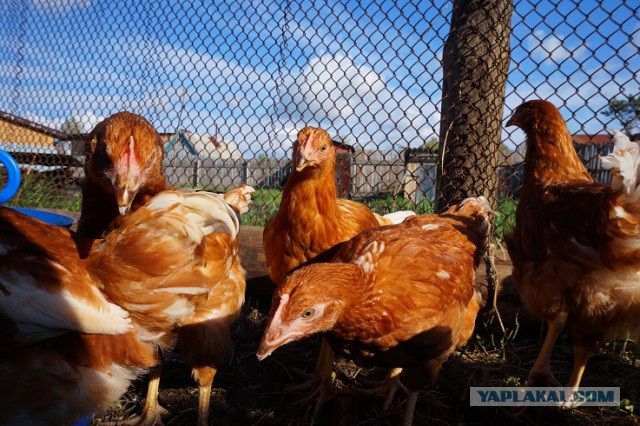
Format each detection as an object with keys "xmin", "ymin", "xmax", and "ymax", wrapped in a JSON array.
[{"xmin": 0, "ymin": 0, "xmax": 637, "ymax": 235}]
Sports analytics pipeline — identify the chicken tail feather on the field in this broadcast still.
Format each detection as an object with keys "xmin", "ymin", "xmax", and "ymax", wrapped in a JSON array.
[
  {"xmin": 601, "ymin": 130, "xmax": 640, "ymax": 201},
  {"xmin": 145, "ymin": 190, "xmax": 240, "ymax": 240}
]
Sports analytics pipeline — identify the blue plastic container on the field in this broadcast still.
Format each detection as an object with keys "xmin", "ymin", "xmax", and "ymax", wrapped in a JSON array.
[
  {"xmin": 0, "ymin": 149, "xmax": 21, "ymax": 204},
  {"xmin": 0, "ymin": 149, "xmax": 76, "ymax": 228}
]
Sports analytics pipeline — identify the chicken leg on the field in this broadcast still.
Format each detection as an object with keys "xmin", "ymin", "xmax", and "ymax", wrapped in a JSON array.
[
  {"xmin": 567, "ymin": 344, "xmax": 591, "ymax": 390},
  {"xmin": 192, "ymin": 365, "xmax": 217, "ymax": 426},
  {"xmin": 402, "ymin": 357, "xmax": 446, "ymax": 426},
  {"xmin": 527, "ymin": 313, "xmax": 567, "ymax": 387},
  {"xmin": 115, "ymin": 366, "xmax": 167, "ymax": 426}
]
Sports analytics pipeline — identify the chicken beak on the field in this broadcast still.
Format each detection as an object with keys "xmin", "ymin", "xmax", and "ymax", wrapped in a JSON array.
[
  {"xmin": 256, "ymin": 293, "xmax": 297, "ymax": 360},
  {"xmin": 506, "ymin": 113, "xmax": 520, "ymax": 128},
  {"xmin": 256, "ymin": 326, "xmax": 300, "ymax": 361},
  {"xmin": 114, "ymin": 186, "xmax": 137, "ymax": 215},
  {"xmin": 295, "ymin": 156, "xmax": 314, "ymax": 172},
  {"xmin": 256, "ymin": 337, "xmax": 278, "ymax": 361},
  {"xmin": 295, "ymin": 133, "xmax": 317, "ymax": 171}
]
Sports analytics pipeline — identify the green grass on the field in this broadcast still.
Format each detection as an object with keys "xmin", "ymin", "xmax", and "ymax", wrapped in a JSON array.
[
  {"xmin": 242, "ymin": 188, "xmax": 282, "ymax": 226},
  {"xmin": 1, "ymin": 174, "xmax": 81, "ymax": 212},
  {"xmin": 240, "ymin": 189, "xmax": 518, "ymax": 242},
  {"xmin": 363, "ymin": 194, "xmax": 434, "ymax": 215},
  {"xmin": 494, "ymin": 197, "xmax": 517, "ymax": 240},
  {"xmin": 0, "ymin": 175, "xmax": 519, "ymax": 242}
]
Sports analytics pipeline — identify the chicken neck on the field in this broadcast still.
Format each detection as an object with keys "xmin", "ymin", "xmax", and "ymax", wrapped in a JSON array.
[
  {"xmin": 522, "ymin": 123, "xmax": 593, "ymax": 187},
  {"xmin": 283, "ymin": 161, "xmax": 339, "ymax": 210}
]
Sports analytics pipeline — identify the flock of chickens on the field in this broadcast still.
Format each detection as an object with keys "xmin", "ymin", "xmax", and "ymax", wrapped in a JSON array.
[{"xmin": 0, "ymin": 100, "xmax": 639, "ymax": 425}]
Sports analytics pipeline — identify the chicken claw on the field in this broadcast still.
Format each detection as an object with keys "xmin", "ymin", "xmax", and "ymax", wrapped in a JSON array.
[
  {"xmin": 527, "ymin": 367, "xmax": 561, "ymax": 388},
  {"xmin": 224, "ymin": 184, "xmax": 255, "ymax": 215},
  {"xmin": 351, "ymin": 368, "xmax": 409, "ymax": 410},
  {"xmin": 102, "ymin": 368, "xmax": 168, "ymax": 426},
  {"xmin": 285, "ymin": 338, "xmax": 341, "ymax": 419}
]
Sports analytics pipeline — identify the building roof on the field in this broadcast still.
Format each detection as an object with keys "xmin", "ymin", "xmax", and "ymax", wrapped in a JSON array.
[
  {"xmin": 572, "ymin": 134, "xmax": 611, "ymax": 145},
  {"xmin": 331, "ymin": 139, "xmax": 356, "ymax": 153},
  {"xmin": 0, "ymin": 110, "xmax": 72, "ymax": 140},
  {"xmin": 164, "ymin": 130, "xmax": 199, "ymax": 156}
]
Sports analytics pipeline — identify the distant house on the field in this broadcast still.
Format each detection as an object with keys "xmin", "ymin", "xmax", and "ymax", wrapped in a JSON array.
[
  {"xmin": 0, "ymin": 111, "xmax": 82, "ymax": 178},
  {"xmin": 572, "ymin": 133, "xmax": 614, "ymax": 184},
  {"xmin": 402, "ymin": 147, "xmax": 438, "ymax": 204},
  {"xmin": 162, "ymin": 130, "xmax": 245, "ymax": 188},
  {"xmin": 163, "ymin": 130, "xmax": 242, "ymax": 161},
  {"xmin": 0, "ymin": 110, "xmax": 68, "ymax": 147}
]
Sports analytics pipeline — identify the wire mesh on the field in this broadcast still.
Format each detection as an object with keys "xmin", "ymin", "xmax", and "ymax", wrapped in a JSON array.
[{"xmin": 0, "ymin": 0, "xmax": 637, "ymax": 234}]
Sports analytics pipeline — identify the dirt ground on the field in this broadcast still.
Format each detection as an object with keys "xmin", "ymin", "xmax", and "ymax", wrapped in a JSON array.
[{"xmin": 92, "ymin": 251, "xmax": 640, "ymax": 426}]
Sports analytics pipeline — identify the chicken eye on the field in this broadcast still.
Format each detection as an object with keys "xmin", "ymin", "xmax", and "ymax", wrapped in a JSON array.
[
  {"xmin": 302, "ymin": 308, "xmax": 316, "ymax": 318},
  {"xmin": 320, "ymin": 145, "xmax": 327, "ymax": 152}
]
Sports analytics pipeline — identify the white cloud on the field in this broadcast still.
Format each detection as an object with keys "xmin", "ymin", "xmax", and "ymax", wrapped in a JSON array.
[
  {"xmin": 30, "ymin": 0, "xmax": 90, "ymax": 13},
  {"xmin": 285, "ymin": 54, "xmax": 436, "ymax": 153},
  {"xmin": 528, "ymin": 30, "xmax": 587, "ymax": 64},
  {"xmin": 24, "ymin": 111, "xmax": 104, "ymax": 133}
]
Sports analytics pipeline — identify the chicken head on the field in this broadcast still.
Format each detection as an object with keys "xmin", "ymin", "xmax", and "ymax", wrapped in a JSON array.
[
  {"xmin": 86, "ymin": 111, "xmax": 165, "ymax": 215},
  {"xmin": 294, "ymin": 126, "xmax": 335, "ymax": 172},
  {"xmin": 257, "ymin": 263, "xmax": 359, "ymax": 360}
]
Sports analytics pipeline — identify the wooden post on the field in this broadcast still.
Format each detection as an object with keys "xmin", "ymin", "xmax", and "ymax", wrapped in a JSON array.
[
  {"xmin": 192, "ymin": 158, "xmax": 200, "ymax": 187},
  {"xmin": 403, "ymin": 162, "xmax": 419, "ymax": 204}
]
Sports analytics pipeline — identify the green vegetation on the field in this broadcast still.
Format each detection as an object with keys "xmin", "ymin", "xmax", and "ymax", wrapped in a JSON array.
[
  {"xmin": 494, "ymin": 197, "xmax": 517, "ymax": 240},
  {"xmin": 1, "ymin": 174, "xmax": 81, "ymax": 212},
  {"xmin": 0, "ymin": 175, "xmax": 519, "ymax": 242},
  {"xmin": 242, "ymin": 188, "xmax": 282, "ymax": 226},
  {"xmin": 240, "ymin": 189, "xmax": 519, "ymax": 242}
]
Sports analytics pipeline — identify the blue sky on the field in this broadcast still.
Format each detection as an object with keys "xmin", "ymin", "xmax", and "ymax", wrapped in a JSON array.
[{"xmin": 0, "ymin": 0, "xmax": 637, "ymax": 157}]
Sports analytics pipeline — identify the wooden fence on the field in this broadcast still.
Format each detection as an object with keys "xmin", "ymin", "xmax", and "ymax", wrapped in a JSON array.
[
  {"xmin": 163, "ymin": 155, "xmax": 436, "ymax": 201},
  {"xmin": 164, "ymin": 157, "xmax": 291, "ymax": 190}
]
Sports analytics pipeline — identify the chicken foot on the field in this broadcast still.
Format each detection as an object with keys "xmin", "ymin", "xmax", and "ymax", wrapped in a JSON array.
[
  {"xmin": 568, "ymin": 344, "xmax": 591, "ymax": 390},
  {"xmin": 401, "ymin": 358, "xmax": 445, "ymax": 426},
  {"xmin": 516, "ymin": 313, "xmax": 567, "ymax": 417},
  {"xmin": 113, "ymin": 366, "xmax": 167, "ymax": 426},
  {"xmin": 403, "ymin": 391, "xmax": 419, "ymax": 426},
  {"xmin": 561, "ymin": 344, "xmax": 592, "ymax": 409},
  {"xmin": 286, "ymin": 337, "xmax": 339, "ymax": 419},
  {"xmin": 527, "ymin": 313, "xmax": 567, "ymax": 387},
  {"xmin": 350, "ymin": 367, "xmax": 409, "ymax": 410}
]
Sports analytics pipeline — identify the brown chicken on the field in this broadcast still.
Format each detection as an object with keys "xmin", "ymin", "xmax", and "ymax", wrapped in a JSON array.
[
  {"xmin": 264, "ymin": 126, "xmax": 385, "ymax": 284},
  {"xmin": 263, "ymin": 126, "xmax": 411, "ymax": 411},
  {"xmin": 506, "ymin": 100, "xmax": 640, "ymax": 392},
  {"xmin": 0, "ymin": 189, "xmax": 237, "ymax": 425},
  {"xmin": 258, "ymin": 197, "xmax": 490, "ymax": 425},
  {"xmin": 78, "ymin": 112, "xmax": 254, "ymax": 425},
  {"xmin": 78, "ymin": 111, "xmax": 166, "ymax": 238}
]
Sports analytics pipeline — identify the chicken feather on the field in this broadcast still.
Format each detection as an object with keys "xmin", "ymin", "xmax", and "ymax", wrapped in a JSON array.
[
  {"xmin": 258, "ymin": 197, "xmax": 490, "ymax": 425},
  {"xmin": 0, "ymin": 188, "xmax": 238, "ymax": 425},
  {"xmin": 506, "ymin": 100, "xmax": 640, "ymax": 391}
]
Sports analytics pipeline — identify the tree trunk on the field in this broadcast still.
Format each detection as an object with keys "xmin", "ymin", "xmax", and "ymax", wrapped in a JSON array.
[{"xmin": 435, "ymin": 0, "xmax": 513, "ymax": 212}]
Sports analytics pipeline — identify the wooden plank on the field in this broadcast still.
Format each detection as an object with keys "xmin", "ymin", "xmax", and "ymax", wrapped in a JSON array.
[
  {"xmin": 238, "ymin": 225, "xmax": 276, "ymax": 303},
  {"xmin": 238, "ymin": 225, "xmax": 268, "ymax": 279}
]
